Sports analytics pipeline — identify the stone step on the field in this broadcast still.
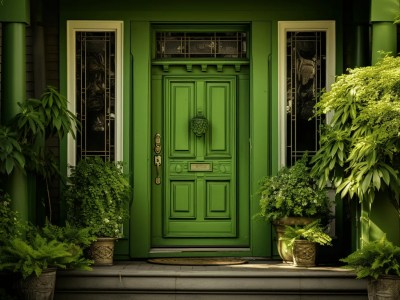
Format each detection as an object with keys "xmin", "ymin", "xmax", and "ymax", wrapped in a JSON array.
[{"xmin": 55, "ymin": 261, "xmax": 368, "ymax": 300}]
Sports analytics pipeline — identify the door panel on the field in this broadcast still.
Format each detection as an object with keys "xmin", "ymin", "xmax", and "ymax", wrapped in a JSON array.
[
  {"xmin": 165, "ymin": 77, "xmax": 236, "ymax": 238},
  {"xmin": 151, "ymin": 67, "xmax": 249, "ymax": 248},
  {"xmin": 206, "ymin": 82, "xmax": 232, "ymax": 156},
  {"xmin": 169, "ymin": 82, "xmax": 196, "ymax": 157}
]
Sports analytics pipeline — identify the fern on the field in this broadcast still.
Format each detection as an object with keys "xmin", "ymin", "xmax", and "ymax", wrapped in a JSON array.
[
  {"xmin": 280, "ymin": 220, "xmax": 332, "ymax": 248},
  {"xmin": 0, "ymin": 226, "xmax": 93, "ymax": 279},
  {"xmin": 340, "ymin": 236, "xmax": 400, "ymax": 279}
]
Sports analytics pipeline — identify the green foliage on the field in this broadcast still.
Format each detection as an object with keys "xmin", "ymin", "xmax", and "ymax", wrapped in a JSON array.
[
  {"xmin": 257, "ymin": 154, "xmax": 332, "ymax": 223},
  {"xmin": 41, "ymin": 221, "xmax": 96, "ymax": 249},
  {"xmin": 65, "ymin": 157, "xmax": 131, "ymax": 238},
  {"xmin": 340, "ymin": 236, "xmax": 400, "ymax": 279},
  {"xmin": 0, "ymin": 86, "xmax": 78, "ymax": 221},
  {"xmin": 1, "ymin": 86, "xmax": 78, "ymax": 176},
  {"xmin": 0, "ymin": 190, "xmax": 26, "ymax": 244},
  {"xmin": 0, "ymin": 231, "xmax": 91, "ymax": 279},
  {"xmin": 311, "ymin": 55, "xmax": 400, "ymax": 208},
  {"xmin": 280, "ymin": 220, "xmax": 332, "ymax": 248},
  {"xmin": 0, "ymin": 126, "xmax": 25, "ymax": 175},
  {"xmin": 0, "ymin": 198, "xmax": 93, "ymax": 279}
]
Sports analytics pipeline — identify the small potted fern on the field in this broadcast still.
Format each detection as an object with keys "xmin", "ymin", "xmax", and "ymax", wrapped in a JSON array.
[
  {"xmin": 340, "ymin": 236, "xmax": 400, "ymax": 299},
  {"xmin": 280, "ymin": 220, "xmax": 332, "ymax": 267},
  {"xmin": 0, "ymin": 190, "xmax": 93, "ymax": 300},
  {"xmin": 64, "ymin": 157, "xmax": 131, "ymax": 265}
]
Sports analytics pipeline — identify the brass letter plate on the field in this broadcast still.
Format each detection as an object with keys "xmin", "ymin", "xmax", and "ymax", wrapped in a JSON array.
[{"xmin": 189, "ymin": 162, "xmax": 212, "ymax": 172}]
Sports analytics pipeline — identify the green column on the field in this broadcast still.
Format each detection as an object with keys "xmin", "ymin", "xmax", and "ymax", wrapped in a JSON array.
[
  {"xmin": 370, "ymin": 0, "xmax": 398, "ymax": 63},
  {"xmin": 1, "ymin": 23, "xmax": 29, "ymax": 222},
  {"xmin": 361, "ymin": 0, "xmax": 400, "ymax": 247},
  {"xmin": 2, "ymin": 23, "xmax": 26, "ymax": 119},
  {"xmin": 371, "ymin": 22, "xmax": 397, "ymax": 63}
]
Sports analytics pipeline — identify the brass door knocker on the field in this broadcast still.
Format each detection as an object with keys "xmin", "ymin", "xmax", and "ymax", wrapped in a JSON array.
[{"xmin": 191, "ymin": 112, "xmax": 208, "ymax": 137}]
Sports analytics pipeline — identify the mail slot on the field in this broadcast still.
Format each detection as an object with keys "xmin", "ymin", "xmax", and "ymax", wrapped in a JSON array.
[{"xmin": 189, "ymin": 162, "xmax": 212, "ymax": 172}]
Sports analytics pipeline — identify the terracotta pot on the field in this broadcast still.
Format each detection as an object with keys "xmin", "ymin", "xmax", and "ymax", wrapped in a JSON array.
[
  {"xmin": 368, "ymin": 275, "xmax": 400, "ymax": 300},
  {"xmin": 18, "ymin": 268, "xmax": 56, "ymax": 300},
  {"xmin": 273, "ymin": 217, "xmax": 315, "ymax": 263},
  {"xmin": 90, "ymin": 237, "xmax": 116, "ymax": 266},
  {"xmin": 292, "ymin": 240, "xmax": 317, "ymax": 267}
]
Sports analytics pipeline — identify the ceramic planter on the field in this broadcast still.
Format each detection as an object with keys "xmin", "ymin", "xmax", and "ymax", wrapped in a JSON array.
[
  {"xmin": 18, "ymin": 268, "xmax": 57, "ymax": 300},
  {"xmin": 368, "ymin": 275, "xmax": 400, "ymax": 300},
  {"xmin": 273, "ymin": 217, "xmax": 315, "ymax": 263},
  {"xmin": 292, "ymin": 240, "xmax": 317, "ymax": 267},
  {"xmin": 90, "ymin": 237, "xmax": 116, "ymax": 266}
]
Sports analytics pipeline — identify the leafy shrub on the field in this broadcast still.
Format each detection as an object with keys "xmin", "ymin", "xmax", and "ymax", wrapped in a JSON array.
[
  {"xmin": 0, "ymin": 196, "xmax": 93, "ymax": 279},
  {"xmin": 65, "ymin": 157, "xmax": 131, "ymax": 238},
  {"xmin": 257, "ymin": 154, "xmax": 332, "ymax": 223},
  {"xmin": 0, "ymin": 190, "xmax": 26, "ymax": 244},
  {"xmin": 311, "ymin": 55, "xmax": 400, "ymax": 207}
]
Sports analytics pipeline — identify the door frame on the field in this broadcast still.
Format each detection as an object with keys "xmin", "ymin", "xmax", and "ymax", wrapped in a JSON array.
[{"xmin": 130, "ymin": 21, "xmax": 272, "ymax": 258}]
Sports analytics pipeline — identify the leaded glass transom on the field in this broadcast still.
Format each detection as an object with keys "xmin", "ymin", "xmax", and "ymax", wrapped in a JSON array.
[{"xmin": 156, "ymin": 32, "xmax": 247, "ymax": 59}]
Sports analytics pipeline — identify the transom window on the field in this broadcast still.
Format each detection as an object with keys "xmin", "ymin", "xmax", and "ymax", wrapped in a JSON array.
[{"xmin": 156, "ymin": 31, "xmax": 247, "ymax": 59}]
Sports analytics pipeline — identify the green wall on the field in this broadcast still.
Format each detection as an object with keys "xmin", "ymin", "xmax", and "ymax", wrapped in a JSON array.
[{"xmin": 59, "ymin": 0, "xmax": 343, "ymax": 258}]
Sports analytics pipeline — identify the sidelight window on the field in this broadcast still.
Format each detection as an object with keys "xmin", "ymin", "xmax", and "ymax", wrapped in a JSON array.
[
  {"xmin": 278, "ymin": 21, "xmax": 335, "ymax": 167},
  {"xmin": 67, "ymin": 21, "xmax": 123, "ymax": 165}
]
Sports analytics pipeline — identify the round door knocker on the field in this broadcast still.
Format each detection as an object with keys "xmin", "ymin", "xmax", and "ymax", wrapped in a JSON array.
[{"xmin": 191, "ymin": 112, "xmax": 209, "ymax": 137}]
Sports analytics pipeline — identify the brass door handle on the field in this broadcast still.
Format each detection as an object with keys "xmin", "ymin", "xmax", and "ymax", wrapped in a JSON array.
[
  {"xmin": 154, "ymin": 155, "xmax": 161, "ymax": 185},
  {"xmin": 154, "ymin": 133, "xmax": 162, "ymax": 184}
]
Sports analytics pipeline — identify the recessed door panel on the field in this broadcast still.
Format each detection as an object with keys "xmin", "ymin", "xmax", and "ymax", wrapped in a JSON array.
[
  {"xmin": 206, "ymin": 82, "xmax": 232, "ymax": 156},
  {"xmin": 169, "ymin": 82, "xmax": 196, "ymax": 157}
]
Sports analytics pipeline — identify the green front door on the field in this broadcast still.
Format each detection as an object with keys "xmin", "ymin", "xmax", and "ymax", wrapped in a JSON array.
[{"xmin": 151, "ymin": 66, "xmax": 249, "ymax": 248}]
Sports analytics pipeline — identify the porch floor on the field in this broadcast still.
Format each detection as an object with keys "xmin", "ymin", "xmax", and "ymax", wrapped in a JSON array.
[{"xmin": 55, "ymin": 259, "xmax": 368, "ymax": 299}]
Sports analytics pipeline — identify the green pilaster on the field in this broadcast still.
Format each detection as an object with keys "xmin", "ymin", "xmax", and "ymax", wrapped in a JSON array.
[
  {"xmin": 251, "ymin": 21, "xmax": 272, "ymax": 257},
  {"xmin": 1, "ymin": 23, "xmax": 29, "ymax": 222},
  {"xmin": 130, "ymin": 21, "xmax": 151, "ymax": 258}
]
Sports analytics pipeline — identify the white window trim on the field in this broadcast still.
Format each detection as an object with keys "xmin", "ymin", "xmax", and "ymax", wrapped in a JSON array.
[
  {"xmin": 278, "ymin": 21, "xmax": 335, "ymax": 167},
  {"xmin": 66, "ymin": 20, "xmax": 124, "ymax": 167}
]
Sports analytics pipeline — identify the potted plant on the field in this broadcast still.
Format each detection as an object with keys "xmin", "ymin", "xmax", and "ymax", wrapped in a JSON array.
[
  {"xmin": 64, "ymin": 157, "xmax": 131, "ymax": 265},
  {"xmin": 280, "ymin": 220, "xmax": 332, "ymax": 267},
  {"xmin": 340, "ymin": 236, "xmax": 400, "ymax": 299},
  {"xmin": 257, "ymin": 154, "xmax": 332, "ymax": 262},
  {"xmin": 0, "ymin": 190, "xmax": 93, "ymax": 300}
]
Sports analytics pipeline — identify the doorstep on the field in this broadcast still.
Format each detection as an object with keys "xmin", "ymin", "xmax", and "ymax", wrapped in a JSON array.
[{"xmin": 55, "ymin": 259, "xmax": 368, "ymax": 300}]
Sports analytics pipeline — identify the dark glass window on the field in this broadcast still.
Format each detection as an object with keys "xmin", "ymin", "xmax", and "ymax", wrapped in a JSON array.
[
  {"xmin": 76, "ymin": 31, "xmax": 116, "ymax": 162},
  {"xmin": 286, "ymin": 31, "xmax": 326, "ymax": 166}
]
